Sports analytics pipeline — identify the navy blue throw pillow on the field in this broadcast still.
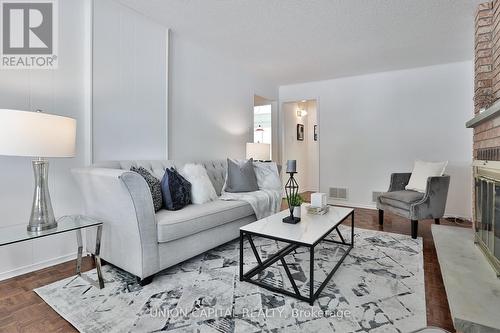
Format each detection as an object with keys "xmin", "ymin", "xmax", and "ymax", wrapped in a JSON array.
[
  {"xmin": 160, "ymin": 170, "xmax": 174, "ymax": 210},
  {"xmin": 161, "ymin": 167, "xmax": 191, "ymax": 210}
]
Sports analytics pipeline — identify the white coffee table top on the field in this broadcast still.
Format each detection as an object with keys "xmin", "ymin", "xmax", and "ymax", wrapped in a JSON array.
[{"xmin": 240, "ymin": 205, "xmax": 353, "ymax": 246}]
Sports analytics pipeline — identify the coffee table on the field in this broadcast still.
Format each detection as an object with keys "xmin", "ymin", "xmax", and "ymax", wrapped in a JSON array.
[{"xmin": 239, "ymin": 205, "xmax": 354, "ymax": 305}]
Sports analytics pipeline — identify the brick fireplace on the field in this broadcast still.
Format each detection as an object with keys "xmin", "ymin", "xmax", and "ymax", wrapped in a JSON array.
[{"xmin": 468, "ymin": 0, "xmax": 500, "ymax": 277}]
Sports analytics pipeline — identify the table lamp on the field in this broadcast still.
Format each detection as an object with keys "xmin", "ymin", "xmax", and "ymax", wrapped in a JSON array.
[
  {"xmin": 246, "ymin": 143, "xmax": 270, "ymax": 161},
  {"xmin": 0, "ymin": 109, "xmax": 76, "ymax": 232}
]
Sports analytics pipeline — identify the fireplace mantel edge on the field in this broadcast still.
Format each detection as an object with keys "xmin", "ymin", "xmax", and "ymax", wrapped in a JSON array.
[{"xmin": 466, "ymin": 99, "xmax": 500, "ymax": 128}]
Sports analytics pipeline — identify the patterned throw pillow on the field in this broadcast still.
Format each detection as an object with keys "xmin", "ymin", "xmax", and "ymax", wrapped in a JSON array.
[
  {"xmin": 130, "ymin": 166, "xmax": 163, "ymax": 212},
  {"xmin": 161, "ymin": 167, "xmax": 192, "ymax": 210}
]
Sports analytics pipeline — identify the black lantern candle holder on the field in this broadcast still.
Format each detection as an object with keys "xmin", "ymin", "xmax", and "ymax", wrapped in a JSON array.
[{"xmin": 283, "ymin": 170, "xmax": 301, "ymax": 224}]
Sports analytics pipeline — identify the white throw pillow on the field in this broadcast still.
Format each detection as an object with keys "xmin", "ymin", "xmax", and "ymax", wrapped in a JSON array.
[
  {"xmin": 180, "ymin": 163, "xmax": 218, "ymax": 204},
  {"xmin": 405, "ymin": 160, "xmax": 448, "ymax": 193},
  {"xmin": 253, "ymin": 161, "xmax": 282, "ymax": 191}
]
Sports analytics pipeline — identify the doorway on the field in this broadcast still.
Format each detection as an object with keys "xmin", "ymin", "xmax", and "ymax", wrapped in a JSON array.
[
  {"xmin": 253, "ymin": 95, "xmax": 278, "ymax": 161},
  {"xmin": 281, "ymin": 99, "xmax": 319, "ymax": 192}
]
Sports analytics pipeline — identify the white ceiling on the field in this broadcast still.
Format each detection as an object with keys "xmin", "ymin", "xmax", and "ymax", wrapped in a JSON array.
[{"xmin": 118, "ymin": 0, "xmax": 481, "ymax": 85}]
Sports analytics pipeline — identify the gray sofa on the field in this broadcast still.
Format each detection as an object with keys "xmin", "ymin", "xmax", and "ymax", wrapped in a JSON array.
[
  {"xmin": 72, "ymin": 160, "xmax": 257, "ymax": 284},
  {"xmin": 376, "ymin": 172, "xmax": 450, "ymax": 239}
]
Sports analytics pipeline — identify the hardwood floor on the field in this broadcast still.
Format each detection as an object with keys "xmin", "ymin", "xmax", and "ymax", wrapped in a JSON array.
[{"xmin": 0, "ymin": 197, "xmax": 470, "ymax": 332}]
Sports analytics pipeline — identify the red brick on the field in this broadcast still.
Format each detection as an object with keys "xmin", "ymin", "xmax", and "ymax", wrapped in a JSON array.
[
  {"xmin": 477, "ymin": 72, "xmax": 492, "ymax": 82},
  {"xmin": 478, "ymin": 2, "xmax": 493, "ymax": 11},
  {"xmin": 477, "ymin": 64, "xmax": 493, "ymax": 73},
  {"xmin": 478, "ymin": 25, "xmax": 493, "ymax": 35},
  {"xmin": 476, "ymin": 33, "xmax": 493, "ymax": 44},
  {"xmin": 476, "ymin": 56, "xmax": 494, "ymax": 66},
  {"xmin": 477, "ymin": 79, "xmax": 493, "ymax": 89},
  {"xmin": 479, "ymin": 16, "xmax": 494, "ymax": 27},
  {"xmin": 477, "ymin": 9, "xmax": 494, "ymax": 19},
  {"xmin": 477, "ymin": 41, "xmax": 493, "ymax": 51},
  {"xmin": 478, "ymin": 48, "xmax": 493, "ymax": 57},
  {"xmin": 475, "ymin": 136, "xmax": 500, "ymax": 149}
]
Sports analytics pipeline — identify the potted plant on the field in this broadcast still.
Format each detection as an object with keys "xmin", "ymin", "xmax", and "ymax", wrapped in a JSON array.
[{"xmin": 288, "ymin": 194, "xmax": 303, "ymax": 218}]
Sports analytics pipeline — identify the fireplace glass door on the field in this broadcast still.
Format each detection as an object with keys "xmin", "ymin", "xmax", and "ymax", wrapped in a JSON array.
[
  {"xmin": 475, "ymin": 175, "xmax": 500, "ymax": 276},
  {"xmin": 496, "ymin": 184, "xmax": 500, "ymax": 260}
]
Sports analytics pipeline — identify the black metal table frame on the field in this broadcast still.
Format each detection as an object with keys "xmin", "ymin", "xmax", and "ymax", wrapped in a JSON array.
[{"xmin": 239, "ymin": 210, "xmax": 354, "ymax": 305}]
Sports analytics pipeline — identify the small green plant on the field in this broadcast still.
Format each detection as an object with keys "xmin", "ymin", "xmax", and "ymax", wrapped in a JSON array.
[{"xmin": 287, "ymin": 193, "xmax": 303, "ymax": 207}]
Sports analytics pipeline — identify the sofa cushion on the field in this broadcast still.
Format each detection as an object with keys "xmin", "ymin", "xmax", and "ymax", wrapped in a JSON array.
[
  {"xmin": 156, "ymin": 199, "xmax": 254, "ymax": 243},
  {"xmin": 378, "ymin": 190, "xmax": 424, "ymax": 211},
  {"xmin": 92, "ymin": 160, "xmax": 227, "ymax": 195}
]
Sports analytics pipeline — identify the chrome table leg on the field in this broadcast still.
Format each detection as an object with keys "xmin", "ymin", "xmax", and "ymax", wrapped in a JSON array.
[
  {"xmin": 76, "ymin": 229, "xmax": 83, "ymax": 275},
  {"xmin": 76, "ymin": 225, "xmax": 104, "ymax": 289},
  {"xmin": 94, "ymin": 225, "xmax": 104, "ymax": 288}
]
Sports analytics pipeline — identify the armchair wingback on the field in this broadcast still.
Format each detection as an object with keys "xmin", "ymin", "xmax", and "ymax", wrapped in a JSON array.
[{"xmin": 377, "ymin": 172, "xmax": 450, "ymax": 239}]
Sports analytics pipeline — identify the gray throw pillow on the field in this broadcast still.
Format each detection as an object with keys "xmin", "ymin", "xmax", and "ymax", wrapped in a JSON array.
[
  {"xmin": 131, "ymin": 166, "xmax": 163, "ymax": 212},
  {"xmin": 225, "ymin": 158, "xmax": 259, "ymax": 193}
]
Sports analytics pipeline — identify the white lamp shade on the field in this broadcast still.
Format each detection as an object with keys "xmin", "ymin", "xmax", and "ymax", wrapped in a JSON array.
[
  {"xmin": 0, "ymin": 109, "xmax": 76, "ymax": 158},
  {"xmin": 246, "ymin": 143, "xmax": 270, "ymax": 161}
]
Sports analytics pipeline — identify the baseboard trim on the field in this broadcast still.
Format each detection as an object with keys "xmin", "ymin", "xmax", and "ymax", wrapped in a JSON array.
[
  {"xmin": 327, "ymin": 200, "xmax": 472, "ymax": 220},
  {"xmin": 0, "ymin": 252, "xmax": 77, "ymax": 282},
  {"xmin": 328, "ymin": 200, "xmax": 377, "ymax": 210}
]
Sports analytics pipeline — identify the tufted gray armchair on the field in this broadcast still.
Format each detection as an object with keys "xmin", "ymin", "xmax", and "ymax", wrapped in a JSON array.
[{"xmin": 376, "ymin": 173, "xmax": 450, "ymax": 239}]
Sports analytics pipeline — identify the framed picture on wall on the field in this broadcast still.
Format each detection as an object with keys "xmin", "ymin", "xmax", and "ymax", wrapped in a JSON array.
[
  {"xmin": 314, "ymin": 125, "xmax": 318, "ymax": 141},
  {"xmin": 297, "ymin": 124, "xmax": 304, "ymax": 141}
]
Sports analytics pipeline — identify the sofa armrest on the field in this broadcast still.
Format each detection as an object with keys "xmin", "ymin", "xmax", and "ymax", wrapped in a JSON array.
[
  {"xmin": 411, "ymin": 175, "xmax": 450, "ymax": 220},
  {"xmin": 72, "ymin": 168, "xmax": 159, "ymax": 278},
  {"xmin": 388, "ymin": 173, "xmax": 412, "ymax": 192}
]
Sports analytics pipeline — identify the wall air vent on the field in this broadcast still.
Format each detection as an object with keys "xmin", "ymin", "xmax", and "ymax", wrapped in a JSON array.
[
  {"xmin": 372, "ymin": 191, "xmax": 383, "ymax": 203},
  {"xmin": 329, "ymin": 187, "xmax": 348, "ymax": 200}
]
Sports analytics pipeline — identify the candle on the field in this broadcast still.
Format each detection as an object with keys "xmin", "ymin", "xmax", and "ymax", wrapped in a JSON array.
[{"xmin": 286, "ymin": 160, "xmax": 297, "ymax": 173}]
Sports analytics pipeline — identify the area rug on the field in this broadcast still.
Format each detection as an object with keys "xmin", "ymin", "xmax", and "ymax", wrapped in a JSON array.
[{"xmin": 35, "ymin": 226, "xmax": 425, "ymax": 333}]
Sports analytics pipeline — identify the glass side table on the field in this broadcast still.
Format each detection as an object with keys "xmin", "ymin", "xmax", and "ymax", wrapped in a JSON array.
[{"xmin": 0, "ymin": 215, "xmax": 105, "ymax": 289}]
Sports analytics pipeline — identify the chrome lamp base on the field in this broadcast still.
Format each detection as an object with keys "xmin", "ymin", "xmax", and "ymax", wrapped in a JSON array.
[{"xmin": 27, "ymin": 158, "xmax": 57, "ymax": 232}]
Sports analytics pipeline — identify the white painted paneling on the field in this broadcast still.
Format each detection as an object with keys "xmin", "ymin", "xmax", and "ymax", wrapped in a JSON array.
[
  {"xmin": 0, "ymin": 0, "xmax": 89, "ymax": 280},
  {"xmin": 92, "ymin": 0, "xmax": 168, "ymax": 162},
  {"xmin": 279, "ymin": 61, "xmax": 473, "ymax": 218},
  {"xmin": 168, "ymin": 34, "xmax": 277, "ymax": 161}
]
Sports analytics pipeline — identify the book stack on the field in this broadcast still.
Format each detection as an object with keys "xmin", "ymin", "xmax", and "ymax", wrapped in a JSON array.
[
  {"xmin": 306, "ymin": 193, "xmax": 329, "ymax": 215},
  {"xmin": 306, "ymin": 204, "xmax": 329, "ymax": 215}
]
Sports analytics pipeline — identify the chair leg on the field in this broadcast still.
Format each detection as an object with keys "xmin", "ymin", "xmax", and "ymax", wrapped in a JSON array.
[
  {"xmin": 435, "ymin": 218, "xmax": 440, "ymax": 225},
  {"xmin": 378, "ymin": 209, "xmax": 384, "ymax": 225},
  {"xmin": 411, "ymin": 220, "xmax": 418, "ymax": 239}
]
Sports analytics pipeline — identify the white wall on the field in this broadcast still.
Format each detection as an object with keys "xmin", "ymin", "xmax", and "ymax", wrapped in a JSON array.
[
  {"xmin": 306, "ymin": 100, "xmax": 319, "ymax": 192},
  {"xmin": 283, "ymin": 102, "xmax": 308, "ymax": 188},
  {"xmin": 282, "ymin": 100, "xmax": 319, "ymax": 191},
  {"xmin": 93, "ymin": 0, "xmax": 168, "ymax": 161},
  {"xmin": 168, "ymin": 34, "xmax": 277, "ymax": 161},
  {"xmin": 0, "ymin": 0, "xmax": 90, "ymax": 280},
  {"xmin": 279, "ymin": 61, "xmax": 473, "ymax": 218}
]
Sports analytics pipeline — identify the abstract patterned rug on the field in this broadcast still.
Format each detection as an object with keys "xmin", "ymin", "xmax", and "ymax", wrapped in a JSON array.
[{"xmin": 35, "ymin": 226, "xmax": 425, "ymax": 333}]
